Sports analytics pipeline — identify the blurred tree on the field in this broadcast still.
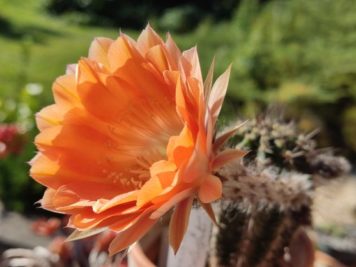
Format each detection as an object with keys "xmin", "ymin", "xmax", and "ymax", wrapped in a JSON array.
[{"xmin": 45, "ymin": 0, "xmax": 243, "ymax": 30}]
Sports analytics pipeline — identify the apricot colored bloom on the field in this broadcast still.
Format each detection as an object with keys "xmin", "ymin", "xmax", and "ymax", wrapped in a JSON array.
[{"xmin": 30, "ymin": 25, "xmax": 245, "ymax": 255}]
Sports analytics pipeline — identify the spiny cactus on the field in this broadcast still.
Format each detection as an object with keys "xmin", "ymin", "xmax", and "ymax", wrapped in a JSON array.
[
  {"xmin": 222, "ymin": 165, "xmax": 313, "ymax": 210},
  {"xmin": 212, "ymin": 166, "xmax": 313, "ymax": 267},
  {"xmin": 227, "ymin": 113, "xmax": 350, "ymax": 179},
  {"xmin": 210, "ymin": 112, "xmax": 350, "ymax": 267}
]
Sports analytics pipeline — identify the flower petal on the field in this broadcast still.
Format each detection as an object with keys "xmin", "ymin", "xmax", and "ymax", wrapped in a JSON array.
[
  {"xmin": 76, "ymin": 60, "xmax": 123, "ymax": 122},
  {"xmin": 136, "ymin": 176, "xmax": 163, "ymax": 208},
  {"xmin": 137, "ymin": 25, "xmax": 163, "ymax": 54},
  {"xmin": 213, "ymin": 121, "xmax": 247, "ymax": 152},
  {"xmin": 66, "ymin": 64, "xmax": 77, "ymax": 75},
  {"xmin": 167, "ymin": 124, "xmax": 194, "ymax": 167},
  {"xmin": 182, "ymin": 47, "xmax": 202, "ymax": 82},
  {"xmin": 208, "ymin": 65, "xmax": 231, "ymax": 125},
  {"xmin": 52, "ymin": 74, "xmax": 79, "ymax": 107},
  {"xmin": 146, "ymin": 45, "xmax": 169, "ymax": 72},
  {"xmin": 108, "ymin": 215, "xmax": 157, "ymax": 256},
  {"xmin": 41, "ymin": 187, "xmax": 93, "ymax": 213},
  {"xmin": 89, "ymin": 37, "xmax": 113, "ymax": 69},
  {"xmin": 181, "ymin": 134, "xmax": 209, "ymax": 183},
  {"xmin": 213, "ymin": 149, "xmax": 247, "ymax": 170},
  {"xmin": 169, "ymin": 196, "xmax": 193, "ymax": 253},
  {"xmin": 66, "ymin": 228, "xmax": 107, "ymax": 242},
  {"xmin": 200, "ymin": 202, "xmax": 217, "ymax": 225},
  {"xmin": 198, "ymin": 175, "xmax": 222, "ymax": 203},
  {"xmin": 204, "ymin": 58, "xmax": 215, "ymax": 99},
  {"xmin": 92, "ymin": 191, "xmax": 138, "ymax": 213},
  {"xmin": 149, "ymin": 160, "xmax": 177, "ymax": 188},
  {"xmin": 149, "ymin": 188, "xmax": 193, "ymax": 219},
  {"xmin": 36, "ymin": 105, "xmax": 65, "ymax": 131},
  {"xmin": 164, "ymin": 33, "xmax": 181, "ymax": 70},
  {"xmin": 107, "ymin": 36, "xmax": 134, "ymax": 71}
]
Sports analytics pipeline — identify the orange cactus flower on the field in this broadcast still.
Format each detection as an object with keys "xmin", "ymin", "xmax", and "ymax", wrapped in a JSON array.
[{"xmin": 30, "ymin": 25, "xmax": 245, "ymax": 255}]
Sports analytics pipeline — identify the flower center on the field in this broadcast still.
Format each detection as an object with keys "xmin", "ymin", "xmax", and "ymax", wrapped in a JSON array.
[{"xmin": 106, "ymin": 95, "xmax": 182, "ymax": 190}]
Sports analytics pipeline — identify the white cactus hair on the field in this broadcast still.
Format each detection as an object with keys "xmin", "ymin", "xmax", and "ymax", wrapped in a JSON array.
[{"xmin": 220, "ymin": 160, "xmax": 313, "ymax": 211}]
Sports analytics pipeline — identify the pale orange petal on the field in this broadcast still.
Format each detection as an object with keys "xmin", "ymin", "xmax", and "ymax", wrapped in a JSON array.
[
  {"xmin": 108, "ymin": 215, "xmax": 157, "ymax": 256},
  {"xmin": 42, "ymin": 186, "xmax": 80, "ymax": 210},
  {"xmin": 204, "ymin": 57, "xmax": 215, "ymax": 99},
  {"xmin": 182, "ymin": 47, "xmax": 202, "ymax": 82},
  {"xmin": 30, "ymin": 152, "xmax": 132, "ymax": 200},
  {"xmin": 213, "ymin": 149, "xmax": 247, "ymax": 170},
  {"xmin": 149, "ymin": 160, "xmax": 177, "ymax": 188},
  {"xmin": 136, "ymin": 176, "xmax": 163, "ymax": 208},
  {"xmin": 137, "ymin": 25, "xmax": 163, "ymax": 54},
  {"xmin": 108, "ymin": 213, "xmax": 144, "ymax": 231},
  {"xmin": 200, "ymin": 202, "xmax": 217, "ymax": 225},
  {"xmin": 30, "ymin": 152, "xmax": 60, "ymax": 187},
  {"xmin": 181, "ymin": 135, "xmax": 208, "ymax": 183},
  {"xmin": 92, "ymin": 191, "xmax": 138, "ymax": 213},
  {"xmin": 77, "ymin": 61, "xmax": 123, "ymax": 122},
  {"xmin": 70, "ymin": 212, "xmax": 132, "ymax": 231},
  {"xmin": 68, "ymin": 203, "xmax": 141, "ymax": 230},
  {"xmin": 41, "ymin": 188, "xmax": 59, "ymax": 211},
  {"xmin": 119, "ymin": 32, "xmax": 145, "ymax": 61},
  {"xmin": 167, "ymin": 124, "xmax": 194, "ymax": 167},
  {"xmin": 146, "ymin": 45, "xmax": 169, "ymax": 72},
  {"xmin": 114, "ymin": 57, "xmax": 174, "ymax": 100},
  {"xmin": 41, "ymin": 188, "xmax": 93, "ymax": 214},
  {"xmin": 164, "ymin": 33, "xmax": 181, "ymax": 69},
  {"xmin": 36, "ymin": 105, "xmax": 65, "ymax": 131},
  {"xmin": 65, "ymin": 64, "xmax": 76, "ymax": 75},
  {"xmin": 186, "ymin": 76, "xmax": 203, "ymax": 120},
  {"xmin": 52, "ymin": 74, "xmax": 79, "ymax": 107},
  {"xmin": 175, "ymin": 77, "xmax": 190, "ymax": 123},
  {"xmin": 89, "ymin": 37, "xmax": 113, "ymax": 69},
  {"xmin": 34, "ymin": 122, "xmax": 133, "ymax": 173},
  {"xmin": 169, "ymin": 196, "xmax": 193, "ymax": 253},
  {"xmin": 163, "ymin": 70, "xmax": 180, "ymax": 87},
  {"xmin": 35, "ymin": 125, "xmax": 62, "ymax": 147},
  {"xmin": 208, "ymin": 65, "xmax": 231, "ymax": 125},
  {"xmin": 32, "ymin": 154, "xmax": 134, "ymax": 198},
  {"xmin": 213, "ymin": 121, "xmax": 247, "ymax": 152},
  {"xmin": 66, "ymin": 228, "xmax": 107, "ymax": 242},
  {"xmin": 198, "ymin": 175, "xmax": 222, "ymax": 203},
  {"xmin": 149, "ymin": 188, "xmax": 193, "ymax": 219},
  {"xmin": 107, "ymin": 36, "xmax": 133, "ymax": 71}
]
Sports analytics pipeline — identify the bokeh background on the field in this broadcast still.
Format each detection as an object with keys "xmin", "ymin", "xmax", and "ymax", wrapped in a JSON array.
[{"xmin": 0, "ymin": 0, "xmax": 355, "ymax": 215}]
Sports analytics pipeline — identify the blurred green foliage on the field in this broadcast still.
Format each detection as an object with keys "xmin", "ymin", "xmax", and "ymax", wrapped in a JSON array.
[
  {"xmin": 187, "ymin": 0, "xmax": 356, "ymax": 159},
  {"xmin": 343, "ymin": 106, "xmax": 356, "ymax": 152},
  {"xmin": 0, "ymin": 82, "xmax": 44, "ymax": 212},
  {"xmin": 0, "ymin": 0, "xmax": 355, "ymax": 212}
]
